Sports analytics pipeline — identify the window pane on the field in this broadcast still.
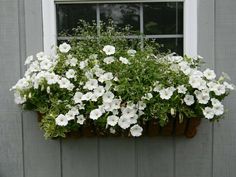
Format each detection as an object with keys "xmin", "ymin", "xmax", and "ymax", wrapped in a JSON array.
[
  {"xmin": 177, "ymin": 3, "xmax": 184, "ymax": 34},
  {"xmin": 56, "ymin": 4, "xmax": 97, "ymax": 36},
  {"xmin": 143, "ymin": 2, "xmax": 183, "ymax": 35},
  {"xmin": 100, "ymin": 4, "xmax": 140, "ymax": 32},
  {"xmin": 147, "ymin": 38, "xmax": 183, "ymax": 56}
]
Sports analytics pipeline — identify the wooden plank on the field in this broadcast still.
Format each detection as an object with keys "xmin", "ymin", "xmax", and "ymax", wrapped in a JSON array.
[
  {"xmin": 213, "ymin": 0, "xmax": 236, "ymax": 176},
  {"xmin": 137, "ymin": 137, "xmax": 174, "ymax": 177},
  {"xmin": 23, "ymin": 0, "xmax": 61, "ymax": 177},
  {"xmin": 175, "ymin": 0, "xmax": 215, "ymax": 176},
  {"xmin": 99, "ymin": 138, "xmax": 136, "ymax": 177},
  {"xmin": 62, "ymin": 138, "xmax": 99, "ymax": 177},
  {"xmin": 0, "ymin": 0, "xmax": 23, "ymax": 176}
]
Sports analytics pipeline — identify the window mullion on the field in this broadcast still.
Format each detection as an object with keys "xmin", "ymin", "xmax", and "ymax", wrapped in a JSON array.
[{"xmin": 140, "ymin": 3, "xmax": 144, "ymax": 49}]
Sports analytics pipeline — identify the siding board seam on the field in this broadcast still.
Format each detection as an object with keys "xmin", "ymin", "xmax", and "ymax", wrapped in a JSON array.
[
  {"xmin": 18, "ymin": 0, "xmax": 26, "ymax": 176},
  {"xmin": 212, "ymin": 0, "xmax": 216, "ymax": 177}
]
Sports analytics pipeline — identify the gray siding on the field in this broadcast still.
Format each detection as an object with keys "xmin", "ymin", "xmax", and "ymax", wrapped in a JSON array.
[{"xmin": 0, "ymin": 0, "xmax": 235, "ymax": 177}]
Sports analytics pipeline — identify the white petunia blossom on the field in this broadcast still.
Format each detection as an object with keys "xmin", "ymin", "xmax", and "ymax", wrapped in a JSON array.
[
  {"xmin": 130, "ymin": 124, "xmax": 143, "ymax": 137},
  {"xmin": 189, "ymin": 76, "xmax": 202, "ymax": 89},
  {"xmin": 127, "ymin": 49, "xmax": 136, "ymax": 57},
  {"xmin": 55, "ymin": 114, "xmax": 68, "ymax": 126},
  {"xmin": 107, "ymin": 115, "xmax": 119, "ymax": 126},
  {"xmin": 203, "ymin": 107, "xmax": 214, "ymax": 119},
  {"xmin": 81, "ymin": 92, "xmax": 93, "ymax": 101},
  {"xmin": 119, "ymin": 57, "xmax": 130, "ymax": 64},
  {"xmin": 36, "ymin": 52, "xmax": 45, "ymax": 60},
  {"xmin": 94, "ymin": 86, "xmax": 105, "ymax": 97},
  {"xmin": 45, "ymin": 73, "xmax": 59, "ymax": 85},
  {"xmin": 103, "ymin": 45, "xmax": 115, "ymax": 55},
  {"xmin": 196, "ymin": 92, "xmax": 210, "ymax": 104},
  {"xmin": 79, "ymin": 60, "xmax": 88, "ymax": 70},
  {"xmin": 58, "ymin": 78, "xmax": 71, "ymax": 89},
  {"xmin": 177, "ymin": 85, "xmax": 187, "ymax": 94},
  {"xmin": 14, "ymin": 91, "xmax": 26, "ymax": 104},
  {"xmin": 159, "ymin": 88, "xmax": 174, "ymax": 100},
  {"xmin": 59, "ymin": 43, "xmax": 71, "ymax": 53},
  {"xmin": 129, "ymin": 114, "xmax": 138, "ymax": 124},
  {"xmin": 73, "ymin": 92, "xmax": 83, "ymax": 103},
  {"xmin": 103, "ymin": 56, "xmax": 115, "ymax": 64},
  {"xmin": 212, "ymin": 103, "xmax": 224, "ymax": 116},
  {"xmin": 66, "ymin": 69, "xmax": 76, "ymax": 79},
  {"xmin": 137, "ymin": 101, "xmax": 146, "ymax": 110},
  {"xmin": 213, "ymin": 84, "xmax": 226, "ymax": 96},
  {"xmin": 65, "ymin": 111, "xmax": 76, "ymax": 121},
  {"xmin": 203, "ymin": 68, "xmax": 216, "ymax": 80},
  {"xmin": 118, "ymin": 116, "xmax": 131, "ymax": 129},
  {"xmin": 40, "ymin": 59, "xmax": 53, "ymax": 70},
  {"xmin": 184, "ymin": 95, "xmax": 195, "ymax": 106},
  {"xmin": 69, "ymin": 57, "xmax": 78, "ymax": 66},
  {"xmin": 24, "ymin": 55, "xmax": 34, "ymax": 65},
  {"xmin": 77, "ymin": 115, "xmax": 86, "ymax": 125},
  {"xmin": 122, "ymin": 108, "xmax": 136, "ymax": 118},
  {"xmin": 84, "ymin": 79, "xmax": 98, "ymax": 90},
  {"xmin": 111, "ymin": 99, "xmax": 121, "ymax": 110},
  {"xmin": 142, "ymin": 93, "xmax": 153, "ymax": 100},
  {"xmin": 90, "ymin": 109, "xmax": 102, "ymax": 120},
  {"xmin": 102, "ymin": 91, "xmax": 114, "ymax": 103},
  {"xmin": 223, "ymin": 81, "xmax": 235, "ymax": 90}
]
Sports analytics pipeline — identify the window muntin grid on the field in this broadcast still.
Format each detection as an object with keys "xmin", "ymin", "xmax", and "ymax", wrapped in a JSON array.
[{"xmin": 56, "ymin": 2, "xmax": 184, "ymax": 55}]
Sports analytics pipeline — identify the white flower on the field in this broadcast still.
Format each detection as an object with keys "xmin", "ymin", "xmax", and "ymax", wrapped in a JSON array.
[
  {"xmin": 122, "ymin": 108, "xmax": 136, "ymax": 118},
  {"xmin": 70, "ymin": 107, "xmax": 79, "ymax": 115},
  {"xmin": 94, "ymin": 68, "xmax": 105, "ymax": 77},
  {"xmin": 103, "ymin": 45, "xmax": 115, "ymax": 55},
  {"xmin": 213, "ymin": 84, "xmax": 226, "ymax": 96},
  {"xmin": 98, "ymin": 72, "xmax": 114, "ymax": 83},
  {"xmin": 179, "ymin": 61, "xmax": 191, "ymax": 75},
  {"xmin": 59, "ymin": 43, "xmax": 71, "ymax": 53},
  {"xmin": 111, "ymin": 99, "xmax": 121, "ymax": 110},
  {"xmin": 137, "ymin": 101, "xmax": 146, "ymax": 110},
  {"xmin": 196, "ymin": 92, "xmax": 210, "ymax": 104},
  {"xmin": 81, "ymin": 92, "xmax": 93, "ymax": 101},
  {"xmin": 55, "ymin": 114, "xmax": 68, "ymax": 126},
  {"xmin": 130, "ymin": 124, "xmax": 143, "ymax": 137},
  {"xmin": 94, "ymin": 86, "xmax": 105, "ymax": 97},
  {"xmin": 45, "ymin": 73, "xmax": 59, "ymax": 85},
  {"xmin": 79, "ymin": 60, "xmax": 88, "ymax": 69},
  {"xmin": 40, "ymin": 59, "xmax": 53, "ymax": 70},
  {"xmin": 130, "ymin": 114, "xmax": 138, "ymax": 124},
  {"xmin": 203, "ymin": 107, "xmax": 214, "ymax": 119},
  {"xmin": 84, "ymin": 79, "xmax": 98, "ymax": 90},
  {"xmin": 90, "ymin": 109, "xmax": 102, "ymax": 120},
  {"xmin": 189, "ymin": 77, "xmax": 202, "ymax": 89},
  {"xmin": 142, "ymin": 93, "xmax": 153, "ymax": 100},
  {"xmin": 102, "ymin": 91, "xmax": 114, "ymax": 103},
  {"xmin": 65, "ymin": 111, "xmax": 75, "ymax": 121},
  {"xmin": 77, "ymin": 115, "xmax": 86, "ymax": 125},
  {"xmin": 69, "ymin": 57, "xmax": 78, "ymax": 66},
  {"xmin": 13, "ymin": 78, "xmax": 30, "ymax": 90},
  {"xmin": 103, "ymin": 56, "xmax": 115, "ymax": 64},
  {"xmin": 207, "ymin": 81, "xmax": 217, "ymax": 91},
  {"xmin": 127, "ymin": 49, "xmax": 136, "ymax": 57},
  {"xmin": 171, "ymin": 56, "xmax": 183, "ymax": 63},
  {"xmin": 85, "ymin": 71, "xmax": 93, "ymax": 79},
  {"xmin": 184, "ymin": 95, "xmax": 195, "ymax": 106},
  {"xmin": 223, "ymin": 81, "xmax": 234, "ymax": 90},
  {"xmin": 190, "ymin": 70, "xmax": 204, "ymax": 78},
  {"xmin": 203, "ymin": 68, "xmax": 216, "ymax": 80},
  {"xmin": 58, "ymin": 78, "xmax": 71, "ymax": 89},
  {"xmin": 213, "ymin": 103, "xmax": 224, "ymax": 116},
  {"xmin": 177, "ymin": 85, "xmax": 187, "ymax": 94},
  {"xmin": 110, "ymin": 127, "xmax": 116, "ymax": 134},
  {"xmin": 211, "ymin": 98, "xmax": 221, "ymax": 106},
  {"xmin": 14, "ymin": 91, "xmax": 26, "ymax": 104},
  {"xmin": 36, "ymin": 52, "xmax": 45, "ymax": 60},
  {"xmin": 159, "ymin": 88, "xmax": 174, "ymax": 100},
  {"xmin": 107, "ymin": 115, "xmax": 119, "ymax": 126},
  {"xmin": 66, "ymin": 69, "xmax": 76, "ymax": 79},
  {"xmin": 24, "ymin": 55, "xmax": 34, "ymax": 65},
  {"xmin": 119, "ymin": 57, "xmax": 130, "ymax": 64},
  {"xmin": 118, "ymin": 116, "xmax": 131, "ymax": 129}
]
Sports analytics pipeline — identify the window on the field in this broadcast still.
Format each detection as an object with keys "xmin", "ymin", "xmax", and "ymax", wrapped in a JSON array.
[{"xmin": 42, "ymin": 0, "xmax": 197, "ymax": 57}]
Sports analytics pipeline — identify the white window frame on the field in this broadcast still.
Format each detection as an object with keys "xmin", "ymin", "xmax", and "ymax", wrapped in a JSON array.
[{"xmin": 42, "ymin": 0, "xmax": 197, "ymax": 57}]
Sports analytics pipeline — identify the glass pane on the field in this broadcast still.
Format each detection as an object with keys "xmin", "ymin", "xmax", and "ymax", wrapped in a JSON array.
[
  {"xmin": 147, "ymin": 38, "xmax": 183, "ymax": 56},
  {"xmin": 143, "ymin": 2, "xmax": 183, "ymax": 35},
  {"xmin": 56, "ymin": 4, "xmax": 97, "ymax": 36},
  {"xmin": 177, "ymin": 3, "xmax": 184, "ymax": 34},
  {"xmin": 100, "ymin": 4, "xmax": 140, "ymax": 32}
]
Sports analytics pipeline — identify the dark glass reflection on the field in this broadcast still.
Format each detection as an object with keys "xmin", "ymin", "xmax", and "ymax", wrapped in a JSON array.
[
  {"xmin": 144, "ymin": 2, "xmax": 183, "ymax": 35},
  {"xmin": 148, "ymin": 38, "xmax": 183, "ymax": 56},
  {"xmin": 56, "ymin": 4, "xmax": 96, "ymax": 35},
  {"xmin": 100, "ymin": 4, "xmax": 140, "ymax": 32}
]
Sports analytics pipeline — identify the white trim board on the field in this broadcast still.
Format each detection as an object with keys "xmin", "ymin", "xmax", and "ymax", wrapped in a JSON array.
[{"xmin": 42, "ymin": 0, "xmax": 198, "ymax": 57}]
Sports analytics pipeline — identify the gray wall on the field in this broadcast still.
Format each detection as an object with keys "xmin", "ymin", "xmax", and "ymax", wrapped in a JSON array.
[{"xmin": 0, "ymin": 0, "xmax": 236, "ymax": 177}]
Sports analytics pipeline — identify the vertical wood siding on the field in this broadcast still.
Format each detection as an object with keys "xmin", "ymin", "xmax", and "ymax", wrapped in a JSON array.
[{"xmin": 0, "ymin": 0, "xmax": 236, "ymax": 177}]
